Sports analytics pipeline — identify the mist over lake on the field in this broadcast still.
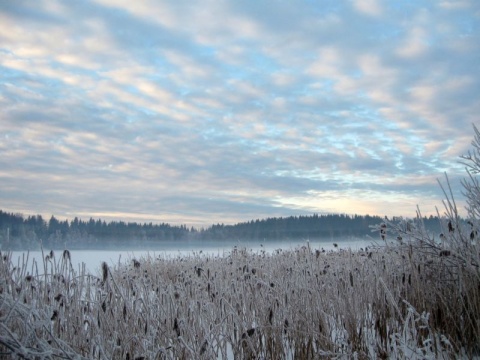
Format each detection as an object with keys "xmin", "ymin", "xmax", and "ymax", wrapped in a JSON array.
[{"xmin": 11, "ymin": 237, "xmax": 371, "ymax": 274}]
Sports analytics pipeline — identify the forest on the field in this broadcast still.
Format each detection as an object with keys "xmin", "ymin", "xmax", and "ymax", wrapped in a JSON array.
[{"xmin": 0, "ymin": 209, "xmax": 442, "ymax": 250}]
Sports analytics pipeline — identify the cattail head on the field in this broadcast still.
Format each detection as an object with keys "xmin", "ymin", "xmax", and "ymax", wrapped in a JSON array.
[
  {"xmin": 200, "ymin": 340, "xmax": 208, "ymax": 355},
  {"xmin": 101, "ymin": 262, "xmax": 108, "ymax": 282},
  {"xmin": 63, "ymin": 249, "xmax": 71, "ymax": 262},
  {"xmin": 242, "ymin": 328, "xmax": 255, "ymax": 339},
  {"xmin": 173, "ymin": 317, "xmax": 180, "ymax": 336}
]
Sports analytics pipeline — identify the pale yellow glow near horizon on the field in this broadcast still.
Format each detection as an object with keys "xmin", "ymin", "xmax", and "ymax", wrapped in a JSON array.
[{"xmin": 275, "ymin": 190, "xmax": 464, "ymax": 219}]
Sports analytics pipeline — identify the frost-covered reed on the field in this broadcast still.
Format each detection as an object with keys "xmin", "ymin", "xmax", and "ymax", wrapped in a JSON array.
[{"xmin": 1, "ymin": 240, "xmax": 478, "ymax": 359}]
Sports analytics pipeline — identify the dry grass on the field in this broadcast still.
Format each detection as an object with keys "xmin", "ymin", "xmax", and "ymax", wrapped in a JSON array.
[{"xmin": 1, "ymin": 239, "xmax": 478, "ymax": 359}]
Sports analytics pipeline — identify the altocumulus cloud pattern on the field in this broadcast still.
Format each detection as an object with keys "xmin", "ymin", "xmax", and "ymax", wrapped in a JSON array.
[{"xmin": 0, "ymin": 0, "xmax": 479, "ymax": 226}]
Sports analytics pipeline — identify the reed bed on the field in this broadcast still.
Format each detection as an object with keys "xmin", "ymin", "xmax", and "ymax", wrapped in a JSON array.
[{"xmin": 1, "ymin": 239, "xmax": 478, "ymax": 360}]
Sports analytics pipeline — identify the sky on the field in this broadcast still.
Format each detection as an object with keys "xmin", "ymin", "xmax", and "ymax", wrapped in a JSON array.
[{"xmin": 1, "ymin": 1, "xmax": 479, "ymax": 227}]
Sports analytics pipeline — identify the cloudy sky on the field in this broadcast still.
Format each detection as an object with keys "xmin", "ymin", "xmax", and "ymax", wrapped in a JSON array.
[{"xmin": 1, "ymin": 1, "xmax": 479, "ymax": 226}]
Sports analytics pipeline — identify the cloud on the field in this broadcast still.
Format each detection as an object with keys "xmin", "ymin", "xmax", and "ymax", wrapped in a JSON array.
[
  {"xmin": 0, "ymin": 0, "xmax": 478, "ymax": 225},
  {"xmin": 351, "ymin": 0, "xmax": 383, "ymax": 17}
]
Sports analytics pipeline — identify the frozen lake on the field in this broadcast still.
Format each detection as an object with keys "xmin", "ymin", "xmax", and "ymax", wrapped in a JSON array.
[{"xmin": 9, "ymin": 237, "xmax": 372, "ymax": 275}]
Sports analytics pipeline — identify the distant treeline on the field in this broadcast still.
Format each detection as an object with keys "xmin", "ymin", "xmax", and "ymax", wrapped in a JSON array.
[{"xmin": 0, "ymin": 210, "xmax": 442, "ymax": 250}]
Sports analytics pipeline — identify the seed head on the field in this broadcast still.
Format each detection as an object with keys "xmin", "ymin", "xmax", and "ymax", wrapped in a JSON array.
[
  {"xmin": 101, "ymin": 262, "xmax": 109, "ymax": 282},
  {"xmin": 63, "ymin": 249, "xmax": 71, "ymax": 262}
]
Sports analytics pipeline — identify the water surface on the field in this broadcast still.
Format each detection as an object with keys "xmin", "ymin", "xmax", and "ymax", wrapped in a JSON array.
[{"xmin": 10, "ymin": 237, "xmax": 372, "ymax": 275}]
